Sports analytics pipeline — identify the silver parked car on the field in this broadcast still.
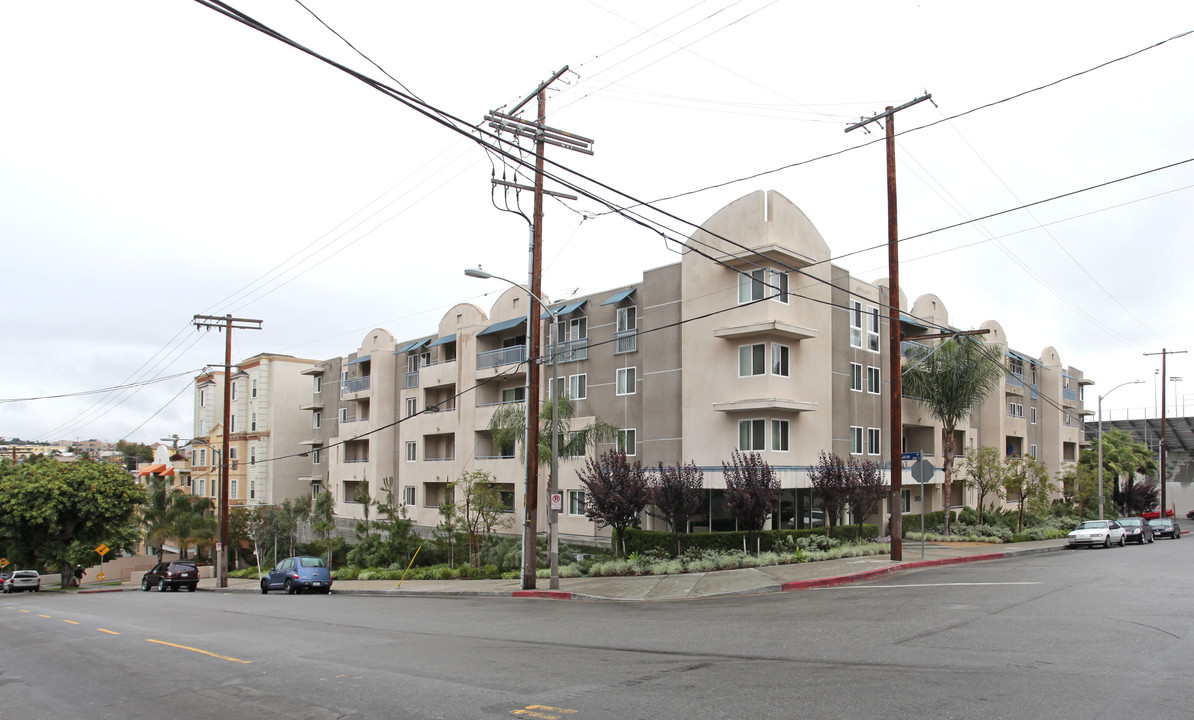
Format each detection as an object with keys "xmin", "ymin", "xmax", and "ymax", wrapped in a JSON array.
[
  {"xmin": 1068, "ymin": 520, "xmax": 1126, "ymax": 548},
  {"xmin": 3, "ymin": 570, "xmax": 41, "ymax": 593}
]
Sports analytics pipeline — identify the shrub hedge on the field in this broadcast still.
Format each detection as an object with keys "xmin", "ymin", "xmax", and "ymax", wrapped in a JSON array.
[{"xmin": 622, "ymin": 525, "xmax": 879, "ymax": 557}]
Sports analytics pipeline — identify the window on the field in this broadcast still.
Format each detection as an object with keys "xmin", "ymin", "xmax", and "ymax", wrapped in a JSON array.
[
  {"xmin": 403, "ymin": 486, "xmax": 416, "ymax": 506},
  {"xmin": 850, "ymin": 426, "xmax": 864, "ymax": 455},
  {"xmin": 406, "ymin": 442, "xmax": 416, "ymax": 462},
  {"xmin": 198, "ymin": 478, "xmax": 206, "ymax": 497},
  {"xmin": 197, "ymin": 449, "xmax": 207, "ymax": 466},
  {"xmin": 568, "ymin": 490, "xmax": 586, "ymax": 516},
  {"xmin": 615, "ymin": 307, "xmax": 637, "ymax": 354},
  {"xmin": 312, "ymin": 448, "xmax": 320, "ymax": 465},
  {"xmin": 772, "ymin": 420, "xmax": 789, "ymax": 452},
  {"xmin": 772, "ymin": 344, "xmax": 790, "ymax": 377},
  {"xmin": 617, "ymin": 428, "xmax": 636, "ymax": 456},
  {"xmin": 313, "ymin": 411, "xmax": 321, "ymax": 429},
  {"xmin": 867, "ymin": 306, "xmax": 880, "ymax": 352},
  {"xmin": 250, "ymin": 447, "xmax": 256, "ymax": 465},
  {"xmin": 569, "ymin": 373, "xmax": 587, "ymax": 400},
  {"xmin": 1008, "ymin": 402, "xmax": 1024, "ymax": 418},
  {"xmin": 1030, "ymin": 406, "xmax": 1037, "ymax": 424},
  {"xmin": 230, "ymin": 382, "xmax": 237, "ymax": 401},
  {"xmin": 616, "ymin": 367, "xmax": 637, "ymax": 395},
  {"xmin": 211, "ymin": 480, "xmax": 217, "ymax": 498},
  {"xmin": 230, "ymin": 479, "xmax": 238, "ymax": 499},
  {"xmin": 555, "ymin": 316, "xmax": 588, "ymax": 342},
  {"xmin": 502, "ymin": 387, "xmax": 525, "ymax": 403},
  {"xmin": 407, "ymin": 397, "xmax": 417, "ymax": 417},
  {"xmin": 230, "ymin": 415, "xmax": 236, "ymax": 433},
  {"xmin": 199, "ymin": 389, "xmax": 206, "ymax": 407},
  {"xmin": 902, "ymin": 488, "xmax": 912, "ymax": 513},
  {"xmin": 867, "ymin": 427, "xmax": 881, "ymax": 455},
  {"xmin": 249, "ymin": 481, "xmax": 256, "ymax": 500},
  {"xmin": 339, "ymin": 407, "xmax": 348, "ymax": 423},
  {"xmin": 867, "ymin": 366, "xmax": 881, "ymax": 394},
  {"xmin": 1030, "ymin": 443, "xmax": 1038, "ymax": 459},
  {"xmin": 738, "ymin": 268, "xmax": 788, "ymax": 304},
  {"xmin": 739, "ymin": 343, "xmax": 766, "ymax": 377},
  {"xmin": 229, "ymin": 447, "xmax": 238, "ymax": 460},
  {"xmin": 313, "ymin": 376, "xmax": 322, "ymax": 394},
  {"xmin": 250, "ymin": 412, "xmax": 257, "ymax": 431},
  {"xmin": 1008, "ymin": 355, "xmax": 1024, "ymax": 377},
  {"xmin": 850, "ymin": 363, "xmax": 863, "ymax": 391},
  {"xmin": 251, "ymin": 379, "xmax": 258, "ymax": 398},
  {"xmin": 739, "ymin": 419, "xmax": 765, "ymax": 450},
  {"xmin": 850, "ymin": 301, "xmax": 863, "ymax": 348}
]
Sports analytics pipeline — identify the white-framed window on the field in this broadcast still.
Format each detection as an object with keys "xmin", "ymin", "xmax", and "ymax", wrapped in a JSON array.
[
  {"xmin": 250, "ymin": 412, "xmax": 257, "ymax": 431},
  {"xmin": 850, "ymin": 300, "xmax": 863, "ymax": 348},
  {"xmin": 199, "ymin": 420, "xmax": 207, "ymax": 435},
  {"xmin": 850, "ymin": 426, "xmax": 864, "ymax": 455},
  {"xmin": 197, "ymin": 449, "xmax": 207, "ymax": 466},
  {"xmin": 249, "ymin": 481, "xmax": 256, "ymax": 500},
  {"xmin": 403, "ymin": 486, "xmax": 416, "ymax": 506},
  {"xmin": 1030, "ymin": 406, "xmax": 1037, "ymax": 424},
  {"xmin": 867, "ymin": 427, "xmax": 881, "ymax": 455},
  {"xmin": 312, "ymin": 411, "xmax": 321, "ymax": 429},
  {"xmin": 616, "ymin": 367, "xmax": 637, "ymax": 396},
  {"xmin": 1030, "ymin": 443, "xmax": 1038, "ymax": 458},
  {"xmin": 406, "ymin": 441, "xmax": 417, "ymax": 462},
  {"xmin": 501, "ymin": 387, "xmax": 525, "ymax": 404},
  {"xmin": 569, "ymin": 373, "xmax": 587, "ymax": 400},
  {"xmin": 617, "ymin": 428, "xmax": 636, "ymax": 456},
  {"xmin": 555, "ymin": 316, "xmax": 588, "ymax": 343},
  {"xmin": 250, "ymin": 447, "xmax": 256, "ymax": 465},
  {"xmin": 339, "ymin": 407, "xmax": 348, "ymax": 423},
  {"xmin": 251, "ymin": 379, "xmax": 258, "ymax": 398},
  {"xmin": 850, "ymin": 362, "xmax": 863, "ymax": 392},
  {"xmin": 772, "ymin": 344, "xmax": 790, "ymax": 377},
  {"xmin": 199, "ymin": 389, "xmax": 206, "ymax": 407},
  {"xmin": 230, "ymin": 415, "xmax": 236, "ymax": 433},
  {"xmin": 738, "ymin": 268, "xmax": 788, "ymax": 304},
  {"xmin": 1008, "ymin": 355, "xmax": 1024, "ymax": 377},
  {"xmin": 867, "ymin": 366, "xmax": 881, "ymax": 394},
  {"xmin": 230, "ymin": 479, "xmax": 238, "ymax": 499},
  {"xmin": 312, "ymin": 448, "xmax": 320, "ymax": 465},
  {"xmin": 615, "ymin": 306, "xmax": 637, "ymax": 354},
  {"xmin": 772, "ymin": 419, "xmax": 790, "ymax": 452},
  {"xmin": 313, "ymin": 375, "xmax": 322, "ymax": 394},
  {"xmin": 739, "ymin": 343, "xmax": 766, "ymax": 377},
  {"xmin": 230, "ymin": 382, "xmax": 237, "ymax": 401},
  {"xmin": 198, "ymin": 478, "xmax": 206, "ymax": 497},
  {"xmin": 211, "ymin": 480, "xmax": 217, "ymax": 498},
  {"xmin": 568, "ymin": 490, "xmax": 586, "ymax": 516},
  {"xmin": 738, "ymin": 419, "xmax": 765, "ymax": 451},
  {"xmin": 229, "ymin": 447, "xmax": 238, "ymax": 460},
  {"xmin": 406, "ymin": 397, "xmax": 417, "ymax": 417},
  {"xmin": 1008, "ymin": 402, "xmax": 1024, "ymax": 418},
  {"xmin": 867, "ymin": 306, "xmax": 880, "ymax": 352}
]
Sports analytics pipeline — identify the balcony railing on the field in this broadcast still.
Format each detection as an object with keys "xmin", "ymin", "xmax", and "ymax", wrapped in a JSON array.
[
  {"xmin": 1006, "ymin": 374, "xmax": 1025, "ymax": 389},
  {"xmin": 343, "ymin": 376, "xmax": 370, "ymax": 394},
  {"xmin": 477, "ymin": 344, "xmax": 526, "ymax": 370},
  {"xmin": 900, "ymin": 340, "xmax": 929, "ymax": 357},
  {"xmin": 613, "ymin": 329, "xmax": 637, "ymax": 354},
  {"xmin": 548, "ymin": 338, "xmax": 589, "ymax": 364},
  {"xmin": 424, "ymin": 455, "xmax": 456, "ymax": 462},
  {"xmin": 341, "ymin": 414, "xmax": 368, "ymax": 424},
  {"xmin": 1062, "ymin": 387, "xmax": 1077, "ymax": 402},
  {"xmin": 344, "ymin": 457, "xmax": 370, "ymax": 464}
]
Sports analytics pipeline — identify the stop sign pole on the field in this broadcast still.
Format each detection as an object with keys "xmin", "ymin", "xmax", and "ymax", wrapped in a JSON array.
[{"xmin": 910, "ymin": 458, "xmax": 935, "ymax": 559}]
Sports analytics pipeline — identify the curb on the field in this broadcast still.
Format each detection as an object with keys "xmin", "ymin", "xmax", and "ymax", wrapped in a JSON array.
[{"xmin": 781, "ymin": 544, "xmax": 1066, "ymax": 593}]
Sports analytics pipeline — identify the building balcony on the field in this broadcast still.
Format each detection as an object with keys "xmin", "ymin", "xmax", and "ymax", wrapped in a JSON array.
[
  {"xmin": 299, "ymin": 401, "xmax": 324, "ymax": 411},
  {"xmin": 548, "ymin": 338, "xmax": 589, "ymax": 364},
  {"xmin": 478, "ymin": 345, "xmax": 526, "ymax": 370},
  {"xmin": 712, "ymin": 398, "xmax": 818, "ymax": 413},
  {"xmin": 343, "ymin": 376, "xmax": 371, "ymax": 395},
  {"xmin": 713, "ymin": 320, "xmax": 816, "ymax": 342},
  {"xmin": 613, "ymin": 330, "xmax": 637, "ymax": 355}
]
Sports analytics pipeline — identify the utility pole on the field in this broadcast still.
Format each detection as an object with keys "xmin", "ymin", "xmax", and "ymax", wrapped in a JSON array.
[
  {"xmin": 486, "ymin": 68, "xmax": 592, "ymax": 590},
  {"xmin": 1144, "ymin": 349, "xmax": 1186, "ymax": 517},
  {"xmin": 847, "ymin": 93, "xmax": 931, "ymax": 562},
  {"xmin": 193, "ymin": 314, "xmax": 262, "ymax": 588}
]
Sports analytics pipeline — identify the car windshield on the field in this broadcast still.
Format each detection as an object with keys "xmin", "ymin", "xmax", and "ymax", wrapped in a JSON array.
[
  {"xmin": 1118, "ymin": 518, "xmax": 1141, "ymax": 526},
  {"xmin": 1076, "ymin": 521, "xmax": 1109, "ymax": 530},
  {"xmin": 1148, "ymin": 519, "xmax": 1170, "ymax": 526},
  {"xmin": 299, "ymin": 557, "xmax": 327, "ymax": 568}
]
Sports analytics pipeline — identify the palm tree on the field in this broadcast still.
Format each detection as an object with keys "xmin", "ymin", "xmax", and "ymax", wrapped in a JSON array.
[
  {"xmin": 901, "ymin": 336, "xmax": 1004, "ymax": 536},
  {"xmin": 142, "ymin": 477, "xmax": 177, "ymax": 562},
  {"xmin": 488, "ymin": 394, "xmax": 617, "ymax": 467},
  {"xmin": 170, "ymin": 495, "xmax": 217, "ymax": 560},
  {"xmin": 1084, "ymin": 428, "xmax": 1157, "ymax": 513}
]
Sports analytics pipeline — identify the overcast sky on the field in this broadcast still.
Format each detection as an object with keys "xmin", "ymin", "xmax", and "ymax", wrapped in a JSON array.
[{"xmin": 2, "ymin": 0, "xmax": 1192, "ymax": 446}]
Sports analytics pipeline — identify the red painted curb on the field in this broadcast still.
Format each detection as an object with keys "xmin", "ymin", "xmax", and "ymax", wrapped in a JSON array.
[
  {"xmin": 781, "ymin": 551, "xmax": 1010, "ymax": 593},
  {"xmin": 511, "ymin": 590, "xmax": 573, "ymax": 600}
]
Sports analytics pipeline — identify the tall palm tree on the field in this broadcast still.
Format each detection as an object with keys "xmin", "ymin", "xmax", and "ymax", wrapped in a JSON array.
[
  {"xmin": 1088, "ymin": 428, "xmax": 1157, "ymax": 513},
  {"xmin": 902, "ymin": 336, "xmax": 1004, "ymax": 536},
  {"xmin": 142, "ymin": 477, "xmax": 177, "ymax": 562}
]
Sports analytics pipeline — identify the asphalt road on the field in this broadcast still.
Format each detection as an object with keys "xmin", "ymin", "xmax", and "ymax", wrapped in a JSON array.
[{"xmin": 2, "ymin": 538, "xmax": 1191, "ymax": 720}]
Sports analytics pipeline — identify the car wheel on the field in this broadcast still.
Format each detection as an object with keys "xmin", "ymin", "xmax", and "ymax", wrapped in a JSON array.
[
  {"xmin": 1148, "ymin": 535, "xmax": 1154, "ymax": 543},
  {"xmin": 285, "ymin": 579, "xmax": 296, "ymax": 595},
  {"xmin": 159, "ymin": 579, "xmax": 168, "ymax": 592},
  {"xmin": 186, "ymin": 584, "xmax": 196, "ymax": 592},
  {"xmin": 141, "ymin": 577, "xmax": 150, "ymax": 591},
  {"xmin": 1102, "ymin": 535, "xmax": 1110, "ymax": 548},
  {"xmin": 1118, "ymin": 535, "xmax": 1125, "ymax": 547},
  {"xmin": 322, "ymin": 588, "xmax": 331, "ymax": 595},
  {"xmin": 260, "ymin": 579, "xmax": 269, "ymax": 595}
]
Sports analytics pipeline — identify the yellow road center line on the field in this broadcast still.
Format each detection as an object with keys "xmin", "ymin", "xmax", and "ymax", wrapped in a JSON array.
[
  {"xmin": 64, "ymin": 620, "xmax": 79, "ymax": 625},
  {"xmin": 18, "ymin": 609, "xmax": 29, "ymax": 613},
  {"xmin": 145, "ymin": 638, "xmax": 252, "ymax": 664},
  {"xmin": 97, "ymin": 628, "xmax": 120, "ymax": 635},
  {"xmin": 38, "ymin": 614, "xmax": 51, "ymax": 618}
]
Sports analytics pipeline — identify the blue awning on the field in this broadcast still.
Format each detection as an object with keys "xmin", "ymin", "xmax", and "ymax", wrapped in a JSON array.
[
  {"xmin": 899, "ymin": 313, "xmax": 930, "ymax": 329},
  {"xmin": 397, "ymin": 338, "xmax": 431, "ymax": 353},
  {"xmin": 345, "ymin": 354, "xmax": 371, "ymax": 366},
  {"xmin": 600, "ymin": 288, "xmax": 636, "ymax": 306},
  {"xmin": 1007, "ymin": 349, "xmax": 1034, "ymax": 364},
  {"xmin": 428, "ymin": 334, "xmax": 456, "ymax": 347},
  {"xmin": 540, "ymin": 299, "xmax": 587, "ymax": 319},
  {"xmin": 477, "ymin": 316, "xmax": 528, "ymax": 337}
]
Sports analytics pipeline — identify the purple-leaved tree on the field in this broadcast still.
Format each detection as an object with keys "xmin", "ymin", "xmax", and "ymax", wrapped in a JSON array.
[
  {"xmin": 722, "ymin": 450, "xmax": 779, "ymax": 553},
  {"xmin": 807, "ymin": 451, "xmax": 849, "ymax": 537},
  {"xmin": 649, "ymin": 461, "xmax": 705, "ymax": 557},
  {"xmin": 845, "ymin": 456, "xmax": 887, "ymax": 542},
  {"xmin": 576, "ymin": 449, "xmax": 650, "ymax": 556}
]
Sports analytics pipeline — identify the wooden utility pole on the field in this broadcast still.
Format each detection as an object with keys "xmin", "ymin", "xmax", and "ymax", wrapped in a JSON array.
[
  {"xmin": 1144, "ymin": 348, "xmax": 1186, "ymax": 516},
  {"xmin": 846, "ymin": 93, "xmax": 931, "ymax": 562},
  {"xmin": 193, "ymin": 314, "xmax": 262, "ymax": 588}
]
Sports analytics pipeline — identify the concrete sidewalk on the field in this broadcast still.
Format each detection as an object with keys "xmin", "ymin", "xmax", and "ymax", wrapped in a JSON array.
[{"xmin": 190, "ymin": 538, "xmax": 1070, "ymax": 601}]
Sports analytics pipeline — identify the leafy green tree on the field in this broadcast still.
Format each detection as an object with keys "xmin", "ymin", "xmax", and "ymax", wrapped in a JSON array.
[
  {"xmin": 142, "ymin": 476, "xmax": 177, "ymax": 562},
  {"xmin": 901, "ymin": 337, "xmax": 1004, "ymax": 536},
  {"xmin": 347, "ymin": 477, "xmax": 419, "ymax": 568},
  {"xmin": 115, "ymin": 440, "xmax": 154, "ymax": 470},
  {"xmin": 959, "ymin": 446, "xmax": 1006, "ymax": 525},
  {"xmin": 352, "ymin": 477, "xmax": 373, "ymax": 540},
  {"xmin": 0, "ymin": 457, "xmax": 144, "ymax": 587},
  {"xmin": 649, "ymin": 461, "xmax": 705, "ymax": 557},
  {"xmin": 444, "ymin": 470, "xmax": 513, "ymax": 567},
  {"xmin": 1001, "ymin": 457, "xmax": 1052, "ymax": 532},
  {"xmin": 169, "ymin": 494, "xmax": 217, "ymax": 560},
  {"xmin": 488, "ymin": 394, "xmax": 617, "ymax": 467},
  {"xmin": 722, "ymin": 450, "xmax": 780, "ymax": 552},
  {"xmin": 311, "ymin": 488, "xmax": 340, "ymax": 564}
]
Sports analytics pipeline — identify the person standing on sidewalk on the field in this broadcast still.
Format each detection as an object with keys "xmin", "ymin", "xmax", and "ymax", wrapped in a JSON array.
[{"xmin": 73, "ymin": 565, "xmax": 86, "ymax": 586}]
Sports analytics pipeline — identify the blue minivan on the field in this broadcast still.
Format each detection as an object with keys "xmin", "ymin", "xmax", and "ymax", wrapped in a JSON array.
[{"xmin": 260, "ymin": 556, "xmax": 333, "ymax": 595}]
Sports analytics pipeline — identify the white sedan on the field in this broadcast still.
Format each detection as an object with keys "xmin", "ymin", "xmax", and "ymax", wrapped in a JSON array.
[{"xmin": 1068, "ymin": 520, "xmax": 1126, "ymax": 548}]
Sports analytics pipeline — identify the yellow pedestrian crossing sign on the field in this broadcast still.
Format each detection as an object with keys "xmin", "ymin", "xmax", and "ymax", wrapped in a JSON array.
[
  {"xmin": 0, "ymin": 558, "xmax": 8, "ymax": 568},
  {"xmin": 95, "ymin": 543, "xmax": 110, "ymax": 556},
  {"xmin": 96, "ymin": 572, "xmax": 106, "ymax": 582}
]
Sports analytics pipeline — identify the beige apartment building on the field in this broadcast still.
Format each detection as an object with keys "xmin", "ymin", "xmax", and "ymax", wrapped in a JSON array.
[{"xmin": 301, "ymin": 190, "xmax": 1090, "ymax": 540}]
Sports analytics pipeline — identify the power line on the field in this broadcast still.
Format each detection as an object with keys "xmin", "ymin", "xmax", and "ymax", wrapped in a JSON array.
[{"xmin": 0, "ymin": 370, "xmax": 205, "ymax": 404}]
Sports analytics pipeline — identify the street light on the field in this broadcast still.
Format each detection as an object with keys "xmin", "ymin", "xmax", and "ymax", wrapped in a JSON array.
[
  {"xmin": 465, "ymin": 266, "xmax": 564, "ymax": 590},
  {"xmin": 1170, "ymin": 377, "xmax": 1183, "ymax": 416},
  {"xmin": 1097, "ymin": 380, "xmax": 1143, "ymax": 519}
]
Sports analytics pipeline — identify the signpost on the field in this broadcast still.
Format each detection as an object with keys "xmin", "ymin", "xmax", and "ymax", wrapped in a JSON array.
[
  {"xmin": 910, "ymin": 460, "xmax": 935, "ymax": 559},
  {"xmin": 94, "ymin": 543, "xmax": 110, "ymax": 587}
]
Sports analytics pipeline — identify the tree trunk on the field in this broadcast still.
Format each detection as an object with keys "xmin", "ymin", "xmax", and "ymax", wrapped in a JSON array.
[{"xmin": 942, "ymin": 427, "xmax": 956, "ymax": 537}]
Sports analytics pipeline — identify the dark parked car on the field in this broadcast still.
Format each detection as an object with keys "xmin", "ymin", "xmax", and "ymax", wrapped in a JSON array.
[
  {"xmin": 3, "ymin": 570, "xmax": 40, "ymax": 593},
  {"xmin": 141, "ymin": 560, "xmax": 200, "ymax": 592},
  {"xmin": 260, "ymin": 556, "xmax": 333, "ymax": 595},
  {"xmin": 1117, "ymin": 517, "xmax": 1154, "ymax": 544},
  {"xmin": 1147, "ymin": 518, "xmax": 1182, "ymax": 540}
]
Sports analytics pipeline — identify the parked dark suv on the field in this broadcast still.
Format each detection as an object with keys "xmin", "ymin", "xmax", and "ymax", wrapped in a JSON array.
[{"xmin": 142, "ymin": 560, "xmax": 200, "ymax": 592}]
